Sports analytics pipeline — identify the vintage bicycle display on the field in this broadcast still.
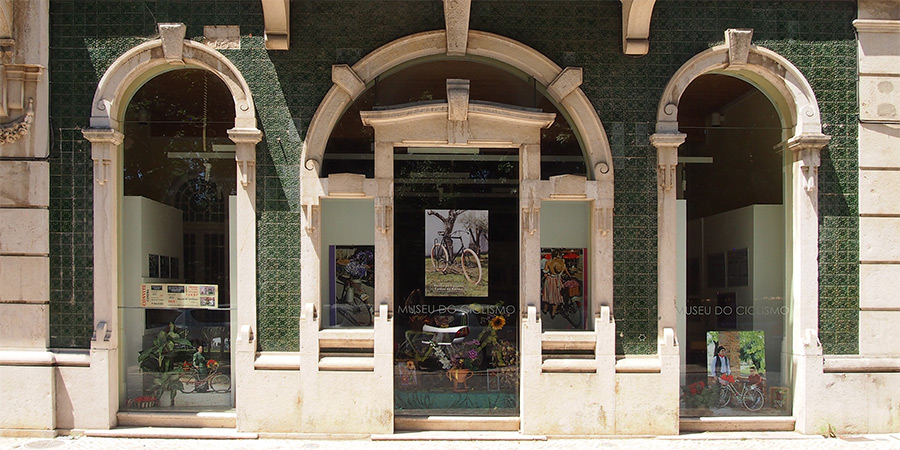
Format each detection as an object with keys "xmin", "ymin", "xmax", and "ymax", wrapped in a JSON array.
[
  {"xmin": 430, "ymin": 230, "xmax": 482, "ymax": 285},
  {"xmin": 179, "ymin": 359, "xmax": 231, "ymax": 393},
  {"xmin": 330, "ymin": 246, "xmax": 375, "ymax": 327},
  {"xmin": 425, "ymin": 209, "xmax": 488, "ymax": 298},
  {"xmin": 715, "ymin": 375, "xmax": 765, "ymax": 411}
]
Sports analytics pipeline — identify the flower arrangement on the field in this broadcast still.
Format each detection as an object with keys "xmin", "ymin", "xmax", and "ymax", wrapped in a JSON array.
[
  {"xmin": 127, "ymin": 395, "xmax": 158, "ymax": 409},
  {"xmin": 206, "ymin": 359, "xmax": 219, "ymax": 371},
  {"xmin": 720, "ymin": 374, "xmax": 735, "ymax": 383},
  {"xmin": 681, "ymin": 381, "xmax": 717, "ymax": 408}
]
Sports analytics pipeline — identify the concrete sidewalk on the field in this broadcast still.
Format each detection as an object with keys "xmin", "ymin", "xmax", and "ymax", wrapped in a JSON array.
[{"xmin": 2, "ymin": 432, "xmax": 900, "ymax": 450}]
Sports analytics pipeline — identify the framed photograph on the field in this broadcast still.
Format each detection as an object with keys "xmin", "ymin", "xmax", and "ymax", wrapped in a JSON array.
[
  {"xmin": 540, "ymin": 248, "xmax": 588, "ymax": 330},
  {"xmin": 148, "ymin": 254, "xmax": 160, "ymax": 278},
  {"xmin": 159, "ymin": 255, "xmax": 170, "ymax": 279},
  {"xmin": 424, "ymin": 209, "xmax": 488, "ymax": 297},
  {"xmin": 329, "ymin": 245, "xmax": 375, "ymax": 327},
  {"xmin": 707, "ymin": 330, "xmax": 766, "ymax": 383}
]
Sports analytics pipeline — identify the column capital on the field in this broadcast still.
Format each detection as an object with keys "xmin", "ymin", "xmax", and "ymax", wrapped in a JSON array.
[
  {"xmin": 227, "ymin": 127, "xmax": 263, "ymax": 145},
  {"xmin": 787, "ymin": 132, "xmax": 830, "ymax": 165},
  {"xmin": 82, "ymin": 128, "xmax": 124, "ymax": 146}
]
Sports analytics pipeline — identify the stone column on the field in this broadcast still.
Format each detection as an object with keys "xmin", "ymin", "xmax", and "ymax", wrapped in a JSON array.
[
  {"xmin": 81, "ymin": 128, "xmax": 124, "ymax": 430},
  {"xmin": 787, "ymin": 133, "xmax": 828, "ymax": 434},
  {"xmin": 649, "ymin": 131, "xmax": 685, "ymax": 435},
  {"xmin": 227, "ymin": 127, "xmax": 261, "ymax": 431},
  {"xmin": 649, "ymin": 132, "xmax": 686, "ymax": 337}
]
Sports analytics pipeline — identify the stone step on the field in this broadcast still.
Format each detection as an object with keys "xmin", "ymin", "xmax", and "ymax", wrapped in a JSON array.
[
  {"xmin": 394, "ymin": 415, "xmax": 520, "ymax": 432},
  {"xmin": 116, "ymin": 410, "xmax": 237, "ymax": 428},
  {"xmin": 83, "ymin": 426, "xmax": 257, "ymax": 440}
]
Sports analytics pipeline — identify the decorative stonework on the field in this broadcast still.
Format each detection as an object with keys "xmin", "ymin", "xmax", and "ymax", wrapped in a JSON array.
[
  {"xmin": 0, "ymin": 97, "xmax": 32, "ymax": 144},
  {"xmin": 261, "ymin": 0, "xmax": 290, "ymax": 50},
  {"xmin": 158, "ymin": 23, "xmax": 186, "ymax": 64},
  {"xmin": 443, "ymin": 0, "xmax": 471, "ymax": 56},
  {"xmin": 620, "ymin": 0, "xmax": 656, "ymax": 56},
  {"xmin": 725, "ymin": 29, "xmax": 754, "ymax": 68}
]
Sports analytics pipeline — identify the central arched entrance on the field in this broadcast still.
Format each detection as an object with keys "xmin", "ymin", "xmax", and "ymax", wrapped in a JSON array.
[{"xmin": 298, "ymin": 30, "xmax": 616, "ymax": 435}]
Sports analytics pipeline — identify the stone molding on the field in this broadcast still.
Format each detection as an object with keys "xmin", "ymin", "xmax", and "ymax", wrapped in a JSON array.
[
  {"xmin": 620, "ymin": 0, "xmax": 656, "ymax": 56},
  {"xmin": 261, "ymin": 0, "xmax": 290, "ymax": 50},
  {"xmin": 304, "ymin": 30, "xmax": 613, "ymax": 181},
  {"xmin": 443, "ymin": 0, "xmax": 471, "ymax": 56},
  {"xmin": 90, "ymin": 27, "xmax": 257, "ymax": 131},
  {"xmin": 853, "ymin": 19, "xmax": 900, "ymax": 33},
  {"xmin": 656, "ymin": 29, "xmax": 825, "ymax": 140}
]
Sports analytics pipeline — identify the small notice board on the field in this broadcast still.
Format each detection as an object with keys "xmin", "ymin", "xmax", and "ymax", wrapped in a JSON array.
[{"xmin": 140, "ymin": 283, "xmax": 218, "ymax": 308}]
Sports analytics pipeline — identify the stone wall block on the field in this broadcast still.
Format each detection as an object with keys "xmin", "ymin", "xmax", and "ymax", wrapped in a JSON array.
[
  {"xmin": 0, "ymin": 303, "xmax": 48, "ymax": 348},
  {"xmin": 859, "ymin": 76, "xmax": 900, "ymax": 122},
  {"xmin": 860, "ymin": 217, "xmax": 900, "ymax": 262},
  {"xmin": 0, "ymin": 161, "xmax": 48, "ymax": 207},
  {"xmin": 0, "ymin": 366, "xmax": 55, "ymax": 430},
  {"xmin": 859, "ymin": 123, "xmax": 900, "ymax": 168},
  {"xmin": 0, "ymin": 208, "xmax": 48, "ymax": 254},
  {"xmin": 0, "ymin": 255, "xmax": 48, "ymax": 301},
  {"xmin": 860, "ymin": 310, "xmax": 900, "ymax": 356},
  {"xmin": 860, "ymin": 170, "xmax": 900, "ymax": 215},
  {"xmin": 860, "ymin": 264, "xmax": 900, "ymax": 310}
]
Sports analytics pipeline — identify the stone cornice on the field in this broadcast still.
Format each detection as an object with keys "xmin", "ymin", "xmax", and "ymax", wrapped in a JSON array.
[{"xmin": 853, "ymin": 19, "xmax": 900, "ymax": 33}]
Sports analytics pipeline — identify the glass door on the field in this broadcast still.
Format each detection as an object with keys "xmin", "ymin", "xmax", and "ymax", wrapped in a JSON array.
[{"xmin": 393, "ymin": 148, "xmax": 520, "ymax": 416}]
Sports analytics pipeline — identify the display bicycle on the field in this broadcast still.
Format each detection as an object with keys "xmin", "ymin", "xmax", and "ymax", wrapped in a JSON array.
[
  {"xmin": 334, "ymin": 274, "xmax": 374, "ymax": 327},
  {"xmin": 179, "ymin": 360, "xmax": 231, "ymax": 393},
  {"xmin": 715, "ymin": 377, "xmax": 765, "ymax": 411},
  {"xmin": 430, "ymin": 230, "xmax": 483, "ymax": 285}
]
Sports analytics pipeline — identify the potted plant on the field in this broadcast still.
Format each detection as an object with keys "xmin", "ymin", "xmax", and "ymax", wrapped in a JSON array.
[{"xmin": 138, "ymin": 323, "xmax": 192, "ymax": 406}]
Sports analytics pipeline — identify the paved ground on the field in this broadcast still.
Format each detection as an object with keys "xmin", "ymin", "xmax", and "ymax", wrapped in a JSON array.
[{"xmin": 2, "ymin": 432, "xmax": 900, "ymax": 450}]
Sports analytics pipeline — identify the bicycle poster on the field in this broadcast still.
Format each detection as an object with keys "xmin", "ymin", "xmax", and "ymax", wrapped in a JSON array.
[
  {"xmin": 329, "ymin": 245, "xmax": 375, "ymax": 327},
  {"xmin": 424, "ymin": 209, "xmax": 489, "ymax": 297},
  {"xmin": 540, "ymin": 248, "xmax": 588, "ymax": 329}
]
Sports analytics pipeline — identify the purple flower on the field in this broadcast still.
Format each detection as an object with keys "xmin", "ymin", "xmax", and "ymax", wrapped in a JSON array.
[{"xmin": 467, "ymin": 349, "xmax": 478, "ymax": 360}]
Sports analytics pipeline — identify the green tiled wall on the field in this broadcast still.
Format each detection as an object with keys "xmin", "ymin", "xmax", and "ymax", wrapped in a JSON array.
[{"xmin": 48, "ymin": 0, "xmax": 858, "ymax": 354}]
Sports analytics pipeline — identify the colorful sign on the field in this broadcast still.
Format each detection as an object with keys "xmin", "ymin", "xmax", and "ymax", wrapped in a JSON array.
[{"xmin": 140, "ymin": 283, "xmax": 218, "ymax": 308}]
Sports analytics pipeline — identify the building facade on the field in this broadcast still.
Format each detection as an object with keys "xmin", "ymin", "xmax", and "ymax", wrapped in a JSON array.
[{"xmin": 1, "ymin": 0, "xmax": 899, "ymax": 437}]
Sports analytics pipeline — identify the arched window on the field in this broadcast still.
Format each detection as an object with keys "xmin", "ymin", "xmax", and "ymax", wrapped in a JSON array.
[{"xmin": 120, "ymin": 69, "xmax": 236, "ymax": 410}]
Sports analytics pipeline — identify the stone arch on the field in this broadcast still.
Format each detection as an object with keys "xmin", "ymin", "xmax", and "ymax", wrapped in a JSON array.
[
  {"xmin": 89, "ymin": 28, "xmax": 257, "ymax": 132},
  {"xmin": 82, "ymin": 24, "xmax": 262, "ymax": 426},
  {"xmin": 650, "ymin": 29, "xmax": 830, "ymax": 420},
  {"xmin": 303, "ymin": 30, "xmax": 613, "ymax": 180},
  {"xmin": 654, "ymin": 29, "xmax": 827, "ymax": 141}
]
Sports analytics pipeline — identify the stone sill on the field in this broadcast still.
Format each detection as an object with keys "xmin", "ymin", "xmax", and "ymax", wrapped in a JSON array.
[
  {"xmin": 0, "ymin": 349, "xmax": 89, "ymax": 367},
  {"xmin": 615, "ymin": 355, "xmax": 661, "ymax": 373},
  {"xmin": 824, "ymin": 356, "xmax": 900, "ymax": 373}
]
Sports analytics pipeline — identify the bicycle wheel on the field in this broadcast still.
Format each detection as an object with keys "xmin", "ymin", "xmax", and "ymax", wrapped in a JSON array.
[
  {"xmin": 742, "ymin": 386, "xmax": 765, "ymax": 411},
  {"xmin": 338, "ymin": 301, "xmax": 372, "ymax": 327},
  {"xmin": 460, "ymin": 248, "xmax": 482, "ymax": 285},
  {"xmin": 178, "ymin": 373, "xmax": 197, "ymax": 393},
  {"xmin": 431, "ymin": 244, "xmax": 450, "ymax": 273},
  {"xmin": 715, "ymin": 385, "xmax": 731, "ymax": 407},
  {"xmin": 209, "ymin": 373, "xmax": 231, "ymax": 393},
  {"xmin": 561, "ymin": 300, "xmax": 583, "ymax": 328}
]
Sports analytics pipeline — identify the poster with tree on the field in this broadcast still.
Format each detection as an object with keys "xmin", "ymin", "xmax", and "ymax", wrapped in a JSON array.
[{"xmin": 424, "ymin": 209, "xmax": 488, "ymax": 297}]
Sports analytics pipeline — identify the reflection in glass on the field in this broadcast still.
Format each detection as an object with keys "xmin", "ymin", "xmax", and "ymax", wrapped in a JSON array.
[
  {"xmin": 120, "ymin": 69, "xmax": 235, "ymax": 411},
  {"xmin": 394, "ymin": 149, "xmax": 519, "ymax": 416},
  {"xmin": 677, "ymin": 74, "xmax": 789, "ymax": 417}
]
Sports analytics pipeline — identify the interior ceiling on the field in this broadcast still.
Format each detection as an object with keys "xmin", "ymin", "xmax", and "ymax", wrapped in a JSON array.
[{"xmin": 677, "ymin": 74, "xmax": 756, "ymax": 130}]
